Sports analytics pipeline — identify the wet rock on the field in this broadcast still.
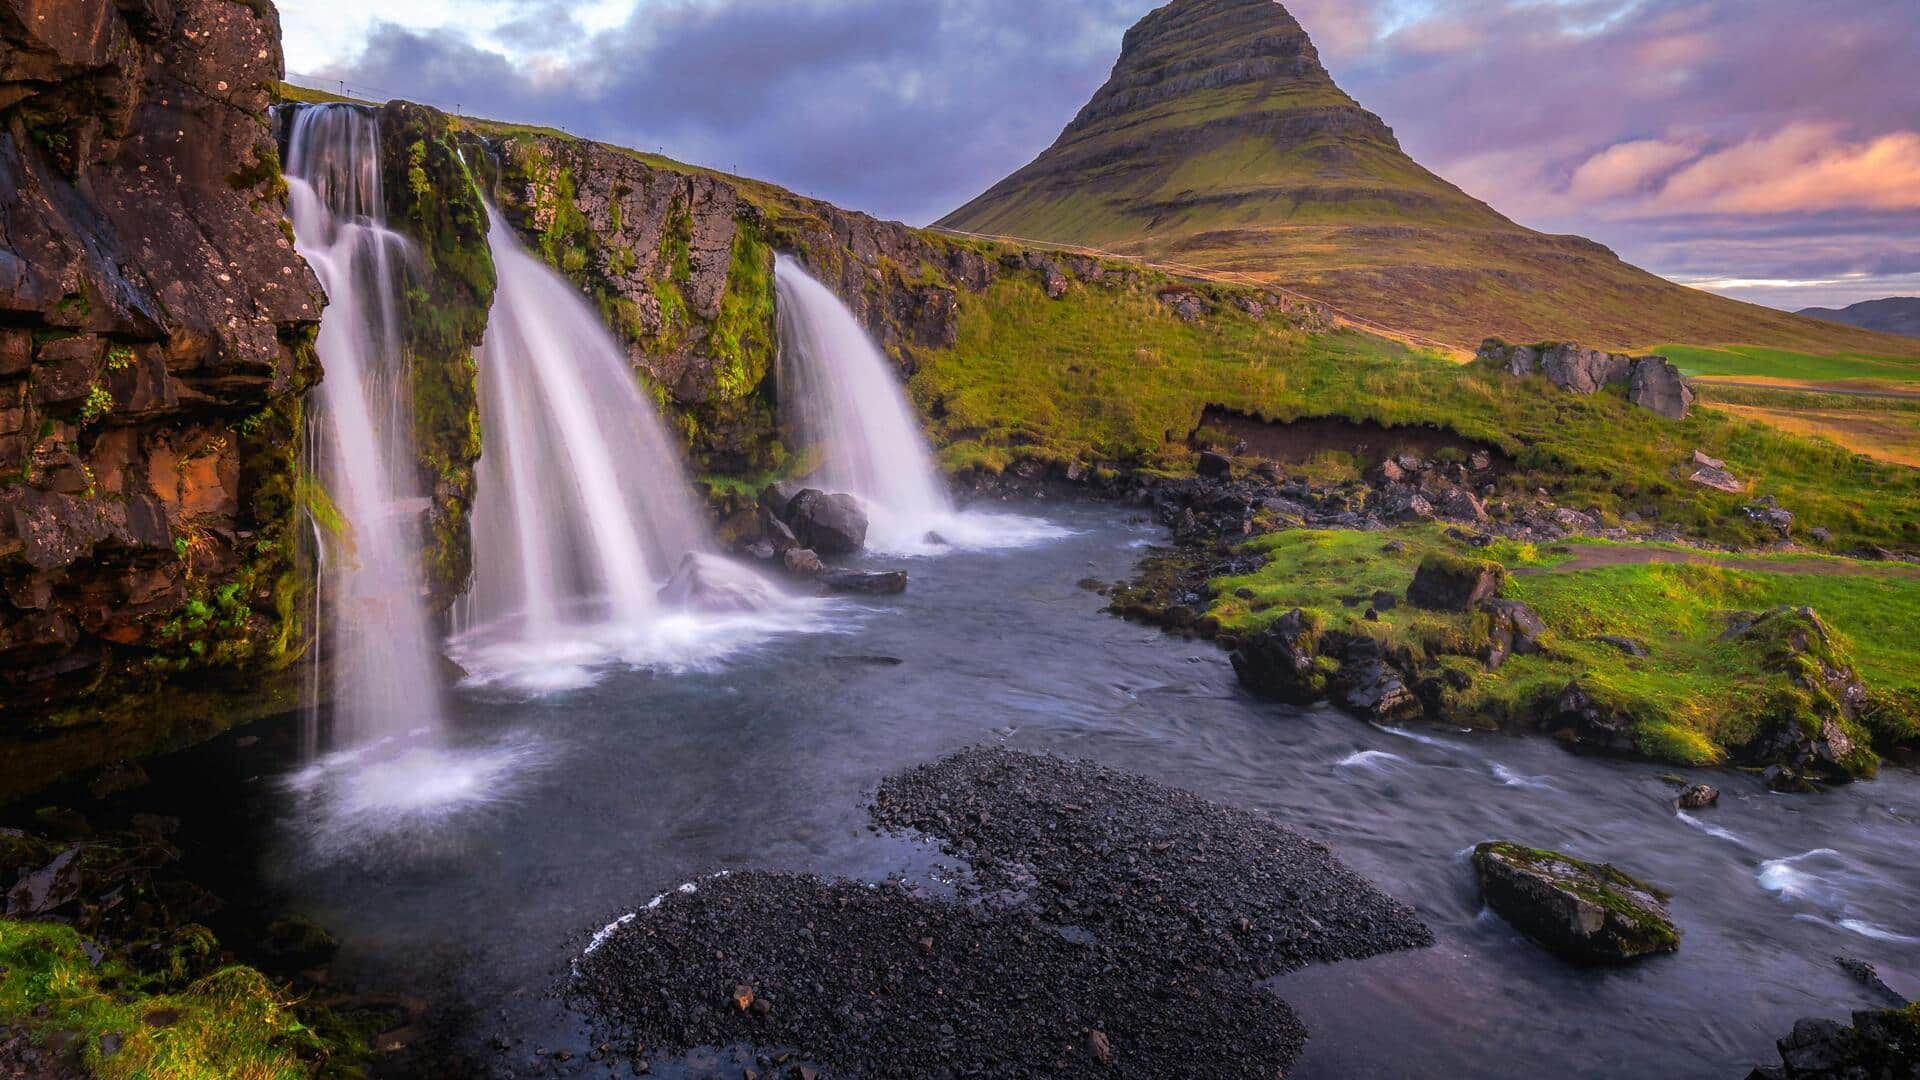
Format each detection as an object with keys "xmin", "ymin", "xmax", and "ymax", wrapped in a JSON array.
[
  {"xmin": 1746, "ymin": 1004, "xmax": 1920, "ymax": 1079},
  {"xmin": 1229, "ymin": 609, "xmax": 1330, "ymax": 704},
  {"xmin": 783, "ymin": 490, "xmax": 869, "ymax": 555},
  {"xmin": 782, "ymin": 548, "xmax": 825, "ymax": 578},
  {"xmin": 1834, "ymin": 957, "xmax": 1909, "ymax": 1007},
  {"xmin": 1542, "ymin": 680, "xmax": 1638, "ymax": 756},
  {"xmin": 1406, "ymin": 553, "xmax": 1505, "ymax": 612},
  {"xmin": 1338, "ymin": 639, "xmax": 1421, "ymax": 721},
  {"xmin": 1472, "ymin": 841, "xmax": 1679, "ymax": 964},
  {"xmin": 816, "ymin": 569, "xmax": 907, "ymax": 596},
  {"xmin": 658, "ymin": 553, "xmax": 780, "ymax": 614},
  {"xmin": 1676, "ymin": 784, "xmax": 1719, "ymax": 809},
  {"xmin": 758, "ymin": 481, "xmax": 805, "ymax": 521}
]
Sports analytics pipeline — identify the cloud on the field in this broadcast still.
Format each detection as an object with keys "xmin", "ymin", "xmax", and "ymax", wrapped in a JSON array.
[{"xmin": 295, "ymin": 0, "xmax": 1920, "ymax": 307}]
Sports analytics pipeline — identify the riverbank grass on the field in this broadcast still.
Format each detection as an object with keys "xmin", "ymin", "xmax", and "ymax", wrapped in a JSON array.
[
  {"xmin": 0, "ymin": 921, "xmax": 343, "ymax": 1078},
  {"xmin": 1207, "ymin": 527, "xmax": 1920, "ymax": 765}
]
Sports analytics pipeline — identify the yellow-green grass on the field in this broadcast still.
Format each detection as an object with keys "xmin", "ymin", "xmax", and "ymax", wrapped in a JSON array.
[
  {"xmin": 1207, "ymin": 527, "xmax": 1920, "ymax": 764},
  {"xmin": 915, "ymin": 275, "xmax": 1920, "ymax": 550},
  {"xmin": 1661, "ymin": 344, "xmax": 1920, "ymax": 384},
  {"xmin": 0, "ymin": 921, "xmax": 344, "ymax": 1078}
]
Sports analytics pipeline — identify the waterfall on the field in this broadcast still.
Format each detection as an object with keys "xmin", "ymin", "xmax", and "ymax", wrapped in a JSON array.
[
  {"xmin": 284, "ymin": 104, "xmax": 448, "ymax": 747},
  {"xmin": 773, "ymin": 256, "xmax": 1065, "ymax": 554},
  {"xmin": 450, "ymin": 205, "xmax": 806, "ymax": 693}
]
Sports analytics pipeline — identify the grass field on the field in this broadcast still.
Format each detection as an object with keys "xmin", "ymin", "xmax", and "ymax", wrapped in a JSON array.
[
  {"xmin": 1660, "ymin": 344, "xmax": 1920, "ymax": 385},
  {"xmin": 1206, "ymin": 527, "xmax": 1920, "ymax": 767},
  {"xmin": 917, "ymin": 275, "xmax": 1920, "ymax": 551}
]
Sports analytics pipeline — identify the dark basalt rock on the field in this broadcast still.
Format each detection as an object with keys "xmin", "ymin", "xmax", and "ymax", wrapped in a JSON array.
[
  {"xmin": 1229, "ymin": 608, "xmax": 1329, "ymax": 704},
  {"xmin": 782, "ymin": 488, "xmax": 869, "ymax": 555},
  {"xmin": 1196, "ymin": 449, "xmax": 1233, "ymax": 477},
  {"xmin": 1745, "ymin": 1003, "xmax": 1920, "ymax": 1080},
  {"xmin": 1676, "ymin": 783, "xmax": 1719, "ymax": 809},
  {"xmin": 1406, "ymin": 552, "xmax": 1506, "ymax": 611},
  {"xmin": 1472, "ymin": 841, "xmax": 1680, "ymax": 964},
  {"xmin": 1337, "ymin": 638, "xmax": 1421, "ymax": 721},
  {"xmin": 816, "ymin": 568, "xmax": 908, "ymax": 595}
]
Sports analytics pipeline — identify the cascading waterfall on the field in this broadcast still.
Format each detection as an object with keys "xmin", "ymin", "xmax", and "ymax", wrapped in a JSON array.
[
  {"xmin": 450, "ymin": 205, "xmax": 806, "ymax": 694},
  {"xmin": 774, "ymin": 256, "xmax": 1065, "ymax": 554},
  {"xmin": 284, "ymin": 104, "xmax": 448, "ymax": 748}
]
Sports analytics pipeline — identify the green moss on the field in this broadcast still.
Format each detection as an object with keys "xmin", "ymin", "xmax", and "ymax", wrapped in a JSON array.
[{"xmin": 0, "ymin": 920, "xmax": 358, "ymax": 1078}]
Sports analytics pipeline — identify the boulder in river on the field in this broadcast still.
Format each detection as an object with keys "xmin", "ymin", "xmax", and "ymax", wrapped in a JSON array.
[
  {"xmin": 1472, "ymin": 841, "xmax": 1680, "ymax": 964},
  {"xmin": 784, "ymin": 489, "xmax": 869, "ymax": 555},
  {"xmin": 818, "ymin": 569, "xmax": 908, "ymax": 595},
  {"xmin": 1676, "ymin": 783, "xmax": 1719, "ymax": 809},
  {"xmin": 1229, "ymin": 609, "xmax": 1332, "ymax": 704},
  {"xmin": 1745, "ymin": 1003, "xmax": 1920, "ymax": 1080},
  {"xmin": 658, "ymin": 554, "xmax": 779, "ymax": 614},
  {"xmin": 783, "ymin": 548, "xmax": 826, "ymax": 578},
  {"xmin": 1406, "ymin": 553, "xmax": 1506, "ymax": 611}
]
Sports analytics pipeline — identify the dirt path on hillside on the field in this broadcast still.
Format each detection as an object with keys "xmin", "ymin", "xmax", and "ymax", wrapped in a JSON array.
[{"xmin": 1522, "ymin": 545, "xmax": 1920, "ymax": 578}]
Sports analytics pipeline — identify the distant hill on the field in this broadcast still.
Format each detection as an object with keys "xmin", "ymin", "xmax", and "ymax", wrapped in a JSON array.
[
  {"xmin": 1797, "ymin": 298, "xmax": 1920, "ymax": 340},
  {"xmin": 940, "ymin": 0, "xmax": 1920, "ymax": 358}
]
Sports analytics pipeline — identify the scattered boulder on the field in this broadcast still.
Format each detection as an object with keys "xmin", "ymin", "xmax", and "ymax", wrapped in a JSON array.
[
  {"xmin": 1196, "ymin": 451, "xmax": 1232, "ymax": 479},
  {"xmin": 1592, "ymin": 635, "xmax": 1650, "ymax": 658},
  {"xmin": 1406, "ymin": 553, "xmax": 1506, "ymax": 612},
  {"xmin": 1745, "ymin": 500, "xmax": 1794, "ymax": 537},
  {"xmin": 1689, "ymin": 451, "xmax": 1744, "ymax": 493},
  {"xmin": 784, "ymin": 490, "xmax": 869, "ymax": 555},
  {"xmin": 1542, "ymin": 679, "xmax": 1638, "ymax": 756},
  {"xmin": 1627, "ymin": 355, "xmax": 1695, "ymax": 420},
  {"xmin": 1472, "ymin": 841, "xmax": 1680, "ymax": 964},
  {"xmin": 1746, "ymin": 1003, "xmax": 1920, "ymax": 1080},
  {"xmin": 783, "ymin": 548, "xmax": 825, "ymax": 578},
  {"xmin": 1229, "ymin": 610, "xmax": 1330, "ymax": 704},
  {"xmin": 758, "ymin": 481, "xmax": 806, "ymax": 521},
  {"xmin": 1482, "ymin": 599, "xmax": 1546, "ymax": 672},
  {"xmin": 1338, "ymin": 640, "xmax": 1421, "ymax": 721},
  {"xmin": 817, "ymin": 569, "xmax": 908, "ymax": 596},
  {"xmin": 1676, "ymin": 784, "xmax": 1719, "ymax": 809},
  {"xmin": 1728, "ymin": 607, "xmax": 1875, "ymax": 784}
]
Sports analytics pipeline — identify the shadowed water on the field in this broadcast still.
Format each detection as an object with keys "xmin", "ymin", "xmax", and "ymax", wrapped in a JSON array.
[{"xmin": 141, "ymin": 502, "xmax": 1919, "ymax": 1076}]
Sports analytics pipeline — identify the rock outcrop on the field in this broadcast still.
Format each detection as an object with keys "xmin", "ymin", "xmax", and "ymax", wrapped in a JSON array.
[
  {"xmin": 1747, "ymin": 1003, "xmax": 1920, "ymax": 1080},
  {"xmin": 1472, "ymin": 841, "xmax": 1680, "ymax": 964},
  {"xmin": 1480, "ymin": 340, "xmax": 1695, "ymax": 420},
  {"xmin": 0, "ymin": 0, "xmax": 323, "ymax": 787}
]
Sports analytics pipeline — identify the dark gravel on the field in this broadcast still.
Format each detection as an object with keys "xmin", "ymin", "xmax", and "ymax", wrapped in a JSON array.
[
  {"xmin": 571, "ymin": 748, "xmax": 1432, "ymax": 1078},
  {"xmin": 871, "ymin": 747, "xmax": 1433, "ymax": 977},
  {"xmin": 571, "ymin": 872, "xmax": 1305, "ymax": 1079}
]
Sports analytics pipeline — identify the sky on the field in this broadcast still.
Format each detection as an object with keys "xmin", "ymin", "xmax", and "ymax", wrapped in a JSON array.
[{"xmin": 279, "ymin": 0, "xmax": 1920, "ymax": 311}]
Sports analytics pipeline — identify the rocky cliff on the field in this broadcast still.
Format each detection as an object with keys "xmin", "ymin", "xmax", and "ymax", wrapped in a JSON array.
[
  {"xmin": 0, "ymin": 0, "xmax": 323, "ymax": 791},
  {"xmin": 940, "ymin": 0, "xmax": 1920, "ymax": 358}
]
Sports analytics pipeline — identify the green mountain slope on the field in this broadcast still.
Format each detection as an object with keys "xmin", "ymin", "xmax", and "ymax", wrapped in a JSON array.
[{"xmin": 939, "ymin": 0, "xmax": 1920, "ymax": 358}]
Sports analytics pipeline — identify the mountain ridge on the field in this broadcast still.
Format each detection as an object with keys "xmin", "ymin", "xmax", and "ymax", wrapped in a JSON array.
[
  {"xmin": 1798, "ymin": 297, "xmax": 1920, "ymax": 340},
  {"xmin": 940, "ymin": 0, "xmax": 1920, "ymax": 358}
]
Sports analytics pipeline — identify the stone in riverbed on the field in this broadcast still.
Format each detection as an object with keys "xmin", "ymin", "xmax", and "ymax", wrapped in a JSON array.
[
  {"xmin": 784, "ymin": 489, "xmax": 869, "ymax": 555},
  {"xmin": 1229, "ymin": 609, "xmax": 1330, "ymax": 704},
  {"xmin": 783, "ymin": 548, "xmax": 825, "ymax": 578},
  {"xmin": 1472, "ymin": 841, "xmax": 1679, "ymax": 964},
  {"xmin": 817, "ymin": 569, "xmax": 908, "ymax": 595},
  {"xmin": 1406, "ymin": 553, "xmax": 1505, "ymax": 611},
  {"xmin": 1676, "ymin": 784, "xmax": 1719, "ymax": 809}
]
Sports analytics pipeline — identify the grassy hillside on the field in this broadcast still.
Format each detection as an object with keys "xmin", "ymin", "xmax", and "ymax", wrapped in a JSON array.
[
  {"xmin": 940, "ymin": 0, "xmax": 1920, "ymax": 359},
  {"xmin": 915, "ymin": 274, "xmax": 1920, "ymax": 551}
]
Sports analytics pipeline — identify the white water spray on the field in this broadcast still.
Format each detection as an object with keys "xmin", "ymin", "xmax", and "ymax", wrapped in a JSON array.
[
  {"xmin": 284, "ymin": 104, "xmax": 448, "ymax": 747},
  {"xmin": 451, "ymin": 207, "xmax": 813, "ymax": 693},
  {"xmin": 773, "ymin": 255, "xmax": 1065, "ymax": 554}
]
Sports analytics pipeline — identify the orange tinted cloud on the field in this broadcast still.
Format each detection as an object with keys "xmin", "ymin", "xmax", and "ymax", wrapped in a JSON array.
[
  {"xmin": 1653, "ymin": 124, "xmax": 1920, "ymax": 213},
  {"xmin": 1567, "ymin": 137, "xmax": 1699, "ymax": 201}
]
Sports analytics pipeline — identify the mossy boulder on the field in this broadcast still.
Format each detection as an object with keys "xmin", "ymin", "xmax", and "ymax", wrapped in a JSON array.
[
  {"xmin": 1728, "ymin": 607, "xmax": 1879, "ymax": 785},
  {"xmin": 1749, "ymin": 1002, "xmax": 1920, "ymax": 1079},
  {"xmin": 1230, "ymin": 608, "xmax": 1332, "ymax": 704},
  {"xmin": 1472, "ymin": 841, "xmax": 1679, "ymax": 964},
  {"xmin": 1406, "ymin": 552, "xmax": 1505, "ymax": 611}
]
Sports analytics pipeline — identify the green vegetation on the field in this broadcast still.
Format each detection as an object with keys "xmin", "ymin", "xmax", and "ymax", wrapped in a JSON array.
[
  {"xmin": 1661, "ymin": 343, "xmax": 1920, "ymax": 385},
  {"xmin": 0, "ymin": 921, "xmax": 351, "ymax": 1078},
  {"xmin": 1206, "ymin": 526, "xmax": 1919, "ymax": 767},
  {"xmin": 919, "ymin": 273, "xmax": 1920, "ymax": 550}
]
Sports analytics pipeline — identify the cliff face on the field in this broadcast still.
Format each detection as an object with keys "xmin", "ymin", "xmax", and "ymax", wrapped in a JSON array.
[
  {"xmin": 485, "ymin": 132, "xmax": 996, "ymax": 476},
  {"xmin": 940, "ymin": 0, "xmax": 1920, "ymax": 357},
  {"xmin": 0, "ymin": 0, "xmax": 323, "ymax": 785}
]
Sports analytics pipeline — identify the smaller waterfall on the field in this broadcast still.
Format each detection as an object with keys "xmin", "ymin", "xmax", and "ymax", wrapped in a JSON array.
[
  {"xmin": 774, "ymin": 256, "xmax": 1065, "ymax": 554},
  {"xmin": 452, "ymin": 206, "xmax": 812, "ymax": 693},
  {"xmin": 285, "ymin": 104, "xmax": 448, "ymax": 748}
]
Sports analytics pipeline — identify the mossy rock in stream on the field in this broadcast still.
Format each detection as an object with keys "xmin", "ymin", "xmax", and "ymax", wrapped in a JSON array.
[{"xmin": 1472, "ymin": 841, "xmax": 1679, "ymax": 964}]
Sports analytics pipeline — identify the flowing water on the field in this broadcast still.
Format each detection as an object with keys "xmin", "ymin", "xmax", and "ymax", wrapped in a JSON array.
[
  {"xmin": 136, "ymin": 502, "xmax": 1919, "ymax": 1077},
  {"xmin": 284, "ymin": 105, "xmax": 448, "ymax": 748},
  {"xmin": 450, "ymin": 206, "xmax": 818, "ymax": 695},
  {"xmin": 773, "ymin": 255, "xmax": 1064, "ymax": 555}
]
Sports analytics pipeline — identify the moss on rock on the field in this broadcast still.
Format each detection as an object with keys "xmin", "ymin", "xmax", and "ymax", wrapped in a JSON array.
[{"xmin": 1472, "ymin": 841, "xmax": 1679, "ymax": 964}]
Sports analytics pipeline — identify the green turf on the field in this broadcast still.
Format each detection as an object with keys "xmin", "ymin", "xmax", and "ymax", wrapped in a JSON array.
[{"xmin": 1660, "ymin": 344, "xmax": 1920, "ymax": 384}]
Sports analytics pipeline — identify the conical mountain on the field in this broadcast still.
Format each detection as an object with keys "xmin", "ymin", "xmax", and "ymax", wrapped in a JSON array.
[{"xmin": 941, "ymin": 0, "xmax": 1918, "ymax": 356}]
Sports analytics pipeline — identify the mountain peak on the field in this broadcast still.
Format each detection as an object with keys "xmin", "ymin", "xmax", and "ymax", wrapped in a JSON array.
[{"xmin": 942, "ymin": 0, "xmax": 1918, "ymax": 356}]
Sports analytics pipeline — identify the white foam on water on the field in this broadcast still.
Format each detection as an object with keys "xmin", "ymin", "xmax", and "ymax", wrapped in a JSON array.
[
  {"xmin": 1335, "ymin": 750, "xmax": 1407, "ymax": 772},
  {"xmin": 1675, "ymin": 810, "xmax": 1747, "ymax": 847},
  {"xmin": 1490, "ymin": 762, "xmax": 1557, "ymax": 790},
  {"xmin": 1757, "ymin": 848, "xmax": 1847, "ymax": 905},
  {"xmin": 1372, "ymin": 723, "xmax": 1469, "ymax": 754},
  {"xmin": 1839, "ymin": 919, "xmax": 1920, "ymax": 944}
]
